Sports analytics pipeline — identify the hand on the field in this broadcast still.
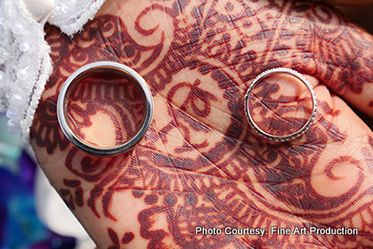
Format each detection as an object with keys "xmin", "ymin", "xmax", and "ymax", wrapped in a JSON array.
[{"xmin": 31, "ymin": 0, "xmax": 373, "ymax": 247}]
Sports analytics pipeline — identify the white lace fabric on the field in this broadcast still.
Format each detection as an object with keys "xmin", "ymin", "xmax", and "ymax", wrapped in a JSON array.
[{"xmin": 0, "ymin": 0, "xmax": 106, "ymax": 143}]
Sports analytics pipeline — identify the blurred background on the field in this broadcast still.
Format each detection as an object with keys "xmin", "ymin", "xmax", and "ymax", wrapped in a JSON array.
[{"xmin": 0, "ymin": 114, "xmax": 95, "ymax": 249}]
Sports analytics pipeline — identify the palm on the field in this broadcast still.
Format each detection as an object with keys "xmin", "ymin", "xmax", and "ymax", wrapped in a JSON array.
[{"xmin": 31, "ymin": 0, "xmax": 373, "ymax": 248}]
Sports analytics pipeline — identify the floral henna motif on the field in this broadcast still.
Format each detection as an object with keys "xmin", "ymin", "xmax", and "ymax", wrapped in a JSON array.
[
  {"xmin": 31, "ymin": 97, "xmax": 70, "ymax": 154},
  {"xmin": 59, "ymin": 179, "xmax": 84, "ymax": 210},
  {"xmin": 30, "ymin": 0, "xmax": 373, "ymax": 247},
  {"xmin": 107, "ymin": 227, "xmax": 135, "ymax": 248}
]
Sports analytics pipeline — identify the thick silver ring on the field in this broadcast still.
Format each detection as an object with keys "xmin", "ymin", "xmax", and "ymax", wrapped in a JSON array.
[
  {"xmin": 244, "ymin": 68, "xmax": 317, "ymax": 142},
  {"xmin": 57, "ymin": 61, "xmax": 154, "ymax": 157}
]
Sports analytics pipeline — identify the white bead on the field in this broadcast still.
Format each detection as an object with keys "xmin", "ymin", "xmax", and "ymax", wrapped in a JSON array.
[
  {"xmin": 20, "ymin": 119, "xmax": 25, "ymax": 128},
  {"xmin": 0, "ymin": 18, "xmax": 6, "ymax": 29},
  {"xmin": 22, "ymin": 0, "xmax": 55, "ymax": 22},
  {"xmin": 7, "ymin": 119, "xmax": 18, "ymax": 134},
  {"xmin": 10, "ymin": 93, "xmax": 24, "ymax": 106},
  {"xmin": 13, "ymin": 23, "xmax": 24, "ymax": 35},
  {"xmin": 0, "ymin": 47, "xmax": 9, "ymax": 64},
  {"xmin": 0, "ymin": 71, "xmax": 6, "ymax": 87},
  {"xmin": 6, "ymin": 107, "xmax": 18, "ymax": 119},
  {"xmin": 19, "ymin": 42, "xmax": 30, "ymax": 52},
  {"xmin": 17, "ymin": 68, "xmax": 28, "ymax": 81},
  {"xmin": 55, "ymin": 4, "xmax": 69, "ymax": 16},
  {"xmin": 61, "ymin": 5, "xmax": 69, "ymax": 14}
]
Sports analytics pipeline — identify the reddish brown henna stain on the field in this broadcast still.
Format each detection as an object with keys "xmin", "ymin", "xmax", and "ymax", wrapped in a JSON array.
[
  {"xmin": 108, "ymin": 228, "xmax": 120, "ymax": 249},
  {"xmin": 107, "ymin": 228, "xmax": 136, "ymax": 246},
  {"xmin": 248, "ymin": 78, "xmax": 314, "ymax": 136},
  {"xmin": 122, "ymin": 232, "xmax": 135, "ymax": 244},
  {"xmin": 31, "ymin": 0, "xmax": 373, "ymax": 247},
  {"xmin": 59, "ymin": 179, "xmax": 84, "ymax": 210},
  {"xmin": 67, "ymin": 73, "xmax": 144, "ymax": 146},
  {"xmin": 362, "ymin": 144, "xmax": 373, "ymax": 173},
  {"xmin": 144, "ymin": 194, "xmax": 158, "ymax": 205}
]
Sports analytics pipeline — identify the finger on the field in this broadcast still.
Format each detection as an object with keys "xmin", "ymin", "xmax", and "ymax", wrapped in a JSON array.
[
  {"xmin": 287, "ymin": 3, "xmax": 373, "ymax": 117},
  {"xmin": 309, "ymin": 84, "xmax": 373, "ymax": 249}
]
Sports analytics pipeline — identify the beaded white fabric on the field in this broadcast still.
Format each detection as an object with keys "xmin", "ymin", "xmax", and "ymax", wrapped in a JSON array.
[
  {"xmin": 0, "ymin": 0, "xmax": 106, "ymax": 142},
  {"xmin": 49, "ymin": 0, "xmax": 106, "ymax": 36}
]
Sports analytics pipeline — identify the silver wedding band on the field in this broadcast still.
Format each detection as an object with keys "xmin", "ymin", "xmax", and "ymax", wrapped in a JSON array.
[
  {"xmin": 244, "ymin": 68, "xmax": 317, "ymax": 142},
  {"xmin": 57, "ymin": 61, "xmax": 153, "ymax": 157}
]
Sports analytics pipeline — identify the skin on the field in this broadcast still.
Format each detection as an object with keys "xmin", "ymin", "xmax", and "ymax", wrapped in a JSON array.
[{"xmin": 30, "ymin": 0, "xmax": 373, "ymax": 248}]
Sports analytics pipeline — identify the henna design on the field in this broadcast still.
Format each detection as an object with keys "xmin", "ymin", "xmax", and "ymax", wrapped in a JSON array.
[
  {"xmin": 362, "ymin": 138, "xmax": 373, "ymax": 173},
  {"xmin": 122, "ymin": 232, "xmax": 135, "ymax": 244},
  {"xmin": 31, "ymin": 98, "xmax": 70, "ymax": 154},
  {"xmin": 67, "ymin": 73, "xmax": 144, "ymax": 147},
  {"xmin": 30, "ymin": 0, "xmax": 373, "ymax": 247},
  {"xmin": 247, "ymin": 74, "xmax": 314, "ymax": 136},
  {"xmin": 108, "ymin": 228, "xmax": 120, "ymax": 249},
  {"xmin": 108, "ymin": 228, "xmax": 135, "ymax": 248},
  {"xmin": 59, "ymin": 179, "xmax": 84, "ymax": 210}
]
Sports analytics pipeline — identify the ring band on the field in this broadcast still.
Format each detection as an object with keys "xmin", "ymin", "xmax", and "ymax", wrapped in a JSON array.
[
  {"xmin": 244, "ymin": 68, "xmax": 317, "ymax": 142},
  {"xmin": 57, "ymin": 61, "xmax": 154, "ymax": 157}
]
